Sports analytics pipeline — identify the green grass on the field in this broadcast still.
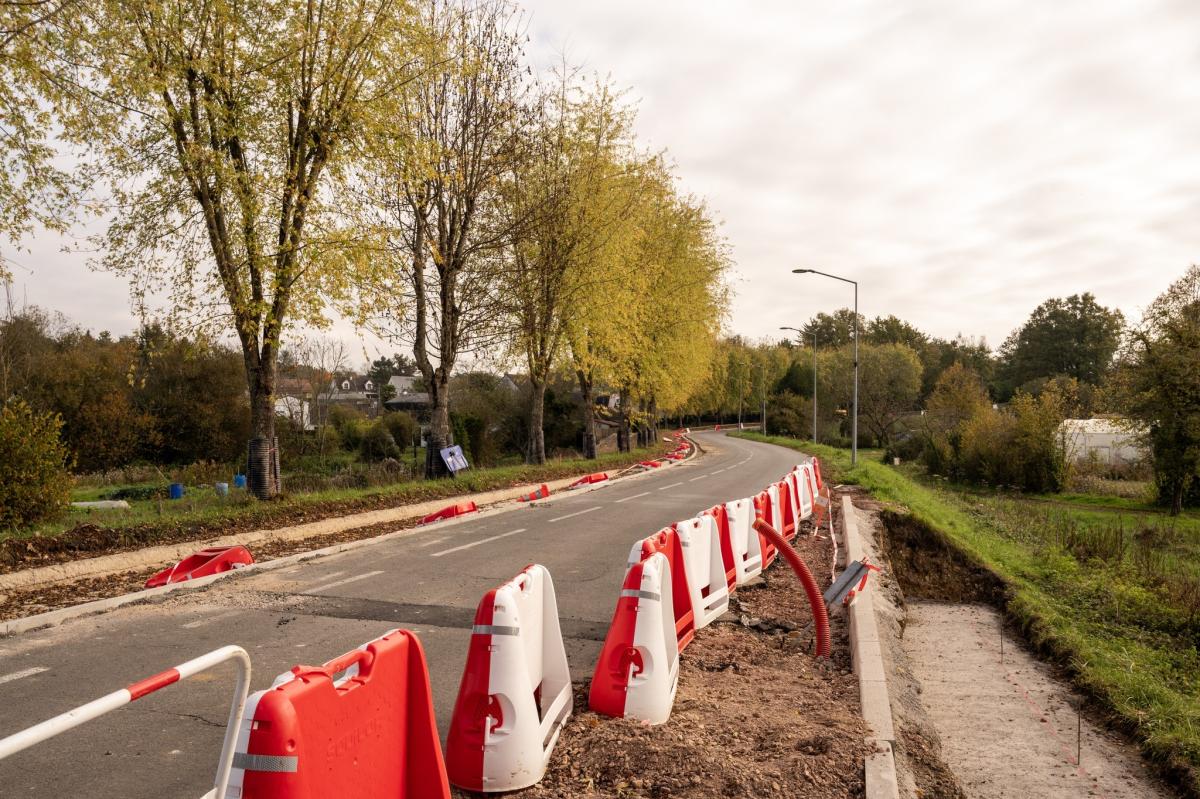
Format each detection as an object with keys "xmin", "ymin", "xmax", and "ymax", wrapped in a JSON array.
[
  {"xmin": 6, "ymin": 447, "xmax": 665, "ymax": 544},
  {"xmin": 734, "ymin": 431, "xmax": 1200, "ymax": 793}
]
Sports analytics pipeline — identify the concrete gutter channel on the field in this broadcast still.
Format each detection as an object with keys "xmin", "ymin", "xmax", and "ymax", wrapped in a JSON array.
[
  {"xmin": 0, "ymin": 438, "xmax": 703, "ymax": 638},
  {"xmin": 841, "ymin": 493, "xmax": 901, "ymax": 799}
]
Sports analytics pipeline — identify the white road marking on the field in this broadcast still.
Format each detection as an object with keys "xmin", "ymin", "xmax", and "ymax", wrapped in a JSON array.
[
  {"xmin": 711, "ymin": 468, "xmax": 728, "ymax": 474},
  {"xmin": 430, "ymin": 529, "xmax": 527, "ymax": 558},
  {"xmin": 615, "ymin": 491, "xmax": 651, "ymax": 504},
  {"xmin": 550, "ymin": 506, "xmax": 602, "ymax": 522},
  {"xmin": 0, "ymin": 667, "xmax": 48, "ymax": 685},
  {"xmin": 418, "ymin": 537, "xmax": 449, "ymax": 548},
  {"xmin": 300, "ymin": 570, "xmax": 345, "ymax": 584},
  {"xmin": 182, "ymin": 611, "xmax": 240, "ymax": 629},
  {"xmin": 306, "ymin": 571, "xmax": 385, "ymax": 594},
  {"xmin": 657, "ymin": 481, "xmax": 684, "ymax": 491},
  {"xmin": 688, "ymin": 475, "xmax": 706, "ymax": 482}
]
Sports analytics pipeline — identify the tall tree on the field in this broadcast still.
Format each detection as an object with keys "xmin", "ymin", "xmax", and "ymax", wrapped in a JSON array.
[
  {"xmin": 1114, "ymin": 267, "xmax": 1200, "ymax": 515},
  {"xmin": 0, "ymin": 0, "xmax": 73, "ymax": 278},
  {"xmin": 801, "ymin": 308, "xmax": 864, "ymax": 349},
  {"xmin": 504, "ymin": 72, "xmax": 639, "ymax": 463},
  {"xmin": 45, "ymin": 0, "xmax": 414, "ymax": 496},
  {"xmin": 363, "ymin": 0, "xmax": 525, "ymax": 477},
  {"xmin": 999, "ymin": 293, "xmax": 1124, "ymax": 398}
]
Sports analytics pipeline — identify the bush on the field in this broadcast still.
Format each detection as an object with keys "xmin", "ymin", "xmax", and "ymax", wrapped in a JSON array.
[
  {"xmin": 359, "ymin": 421, "xmax": 401, "ymax": 462},
  {"xmin": 381, "ymin": 412, "xmax": 418, "ymax": 450},
  {"xmin": 0, "ymin": 401, "xmax": 74, "ymax": 529}
]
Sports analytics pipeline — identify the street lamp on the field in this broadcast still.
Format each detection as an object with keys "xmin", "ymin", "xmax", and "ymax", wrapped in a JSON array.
[
  {"xmin": 792, "ymin": 268, "xmax": 858, "ymax": 465},
  {"xmin": 780, "ymin": 326, "xmax": 817, "ymax": 444}
]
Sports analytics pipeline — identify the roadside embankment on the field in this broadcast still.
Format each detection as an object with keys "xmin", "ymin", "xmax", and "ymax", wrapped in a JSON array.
[{"xmin": 733, "ymin": 432, "xmax": 1198, "ymax": 798}]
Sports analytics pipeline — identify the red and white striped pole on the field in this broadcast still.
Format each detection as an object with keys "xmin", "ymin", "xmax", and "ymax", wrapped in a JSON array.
[{"xmin": 0, "ymin": 645, "xmax": 251, "ymax": 799}]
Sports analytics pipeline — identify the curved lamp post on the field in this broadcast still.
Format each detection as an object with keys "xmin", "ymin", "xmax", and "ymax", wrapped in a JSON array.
[{"xmin": 792, "ymin": 269, "xmax": 858, "ymax": 465}]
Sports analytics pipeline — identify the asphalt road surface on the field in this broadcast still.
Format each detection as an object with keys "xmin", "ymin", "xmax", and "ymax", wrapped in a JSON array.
[{"xmin": 0, "ymin": 431, "xmax": 803, "ymax": 797}]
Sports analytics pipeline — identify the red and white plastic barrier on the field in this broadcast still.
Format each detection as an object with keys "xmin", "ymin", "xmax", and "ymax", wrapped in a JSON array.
[
  {"xmin": 722, "ymin": 497, "xmax": 764, "ymax": 586},
  {"xmin": 569, "ymin": 472, "xmax": 609, "ymax": 488},
  {"xmin": 0, "ymin": 646, "xmax": 252, "ymax": 799},
  {"xmin": 776, "ymin": 478, "xmax": 798, "ymax": 538},
  {"xmin": 446, "ymin": 564, "xmax": 572, "ymax": 793},
  {"xmin": 421, "ymin": 501, "xmax": 478, "ymax": 524},
  {"xmin": 628, "ymin": 528, "xmax": 696, "ymax": 651},
  {"xmin": 145, "ymin": 545, "xmax": 255, "ymax": 589},
  {"xmin": 229, "ymin": 630, "xmax": 449, "ymax": 799},
  {"xmin": 790, "ymin": 464, "xmax": 815, "ymax": 520},
  {"xmin": 589, "ymin": 552, "xmax": 680, "ymax": 725},
  {"xmin": 704, "ymin": 503, "xmax": 739, "ymax": 591},
  {"xmin": 752, "ymin": 491, "xmax": 779, "ymax": 569},
  {"xmin": 672, "ymin": 515, "xmax": 730, "ymax": 629}
]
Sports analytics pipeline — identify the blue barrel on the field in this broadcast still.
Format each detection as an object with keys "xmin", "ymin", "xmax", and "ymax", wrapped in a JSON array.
[
  {"xmin": 233, "ymin": 474, "xmax": 247, "ymax": 489},
  {"xmin": 215, "ymin": 482, "xmax": 229, "ymax": 497},
  {"xmin": 169, "ymin": 483, "xmax": 185, "ymax": 500}
]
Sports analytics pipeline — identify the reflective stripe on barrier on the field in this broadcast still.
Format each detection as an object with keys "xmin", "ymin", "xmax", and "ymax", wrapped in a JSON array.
[
  {"xmin": 228, "ymin": 630, "xmax": 449, "ymax": 799},
  {"xmin": 628, "ymin": 528, "xmax": 696, "ymax": 652},
  {"xmin": 672, "ymin": 515, "xmax": 731, "ymax": 629},
  {"xmin": 588, "ymin": 553, "xmax": 679, "ymax": 725},
  {"xmin": 0, "ymin": 646, "xmax": 252, "ymax": 799},
  {"xmin": 723, "ymin": 498, "xmax": 764, "ymax": 585},
  {"xmin": 446, "ymin": 564, "xmax": 572, "ymax": 793}
]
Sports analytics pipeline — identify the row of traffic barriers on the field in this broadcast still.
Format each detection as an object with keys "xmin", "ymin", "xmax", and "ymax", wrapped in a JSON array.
[
  {"xmin": 0, "ymin": 438, "xmax": 830, "ymax": 797},
  {"xmin": 441, "ymin": 443, "xmax": 835, "ymax": 793}
]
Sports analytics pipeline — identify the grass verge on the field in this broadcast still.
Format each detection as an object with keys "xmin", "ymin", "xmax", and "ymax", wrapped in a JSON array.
[
  {"xmin": 733, "ymin": 431, "xmax": 1200, "ymax": 795},
  {"xmin": 1, "ymin": 446, "xmax": 667, "ymax": 572}
]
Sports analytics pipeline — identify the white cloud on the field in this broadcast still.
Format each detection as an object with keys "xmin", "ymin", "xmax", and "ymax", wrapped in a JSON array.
[{"xmin": 9, "ymin": 0, "xmax": 1200, "ymax": 357}]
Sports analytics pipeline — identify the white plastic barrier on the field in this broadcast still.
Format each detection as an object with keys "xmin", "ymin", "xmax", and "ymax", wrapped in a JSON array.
[
  {"xmin": 0, "ymin": 646, "xmax": 252, "ymax": 799},
  {"xmin": 588, "ymin": 552, "xmax": 680, "ymax": 725},
  {"xmin": 673, "ymin": 515, "xmax": 731, "ymax": 627},
  {"xmin": 723, "ymin": 497, "xmax": 764, "ymax": 585},
  {"xmin": 767, "ymin": 482, "xmax": 786, "ymax": 537},
  {"xmin": 446, "ymin": 564, "xmax": 572, "ymax": 793},
  {"xmin": 792, "ymin": 463, "xmax": 815, "ymax": 520}
]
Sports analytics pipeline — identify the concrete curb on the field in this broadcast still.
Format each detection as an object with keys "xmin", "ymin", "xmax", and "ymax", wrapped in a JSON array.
[
  {"xmin": 841, "ymin": 494, "xmax": 901, "ymax": 799},
  {"xmin": 1, "ymin": 437, "xmax": 703, "ymax": 594},
  {"xmin": 1, "ymin": 437, "xmax": 705, "ymax": 638}
]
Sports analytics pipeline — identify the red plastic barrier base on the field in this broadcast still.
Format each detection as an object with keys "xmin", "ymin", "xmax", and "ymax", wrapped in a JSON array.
[
  {"xmin": 421, "ymin": 501, "xmax": 478, "ymax": 524},
  {"xmin": 144, "ymin": 545, "xmax": 254, "ymax": 588},
  {"xmin": 639, "ymin": 460, "xmax": 663, "ymax": 469},
  {"xmin": 233, "ymin": 630, "xmax": 450, "ymax": 798},
  {"xmin": 518, "ymin": 484, "xmax": 551, "ymax": 502},
  {"xmin": 752, "ymin": 492, "xmax": 778, "ymax": 568},
  {"xmin": 569, "ymin": 472, "xmax": 609, "ymax": 487}
]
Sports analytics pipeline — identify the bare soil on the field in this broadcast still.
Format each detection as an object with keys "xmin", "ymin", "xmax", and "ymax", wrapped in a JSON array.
[{"xmin": 455, "ymin": 520, "xmax": 874, "ymax": 799}]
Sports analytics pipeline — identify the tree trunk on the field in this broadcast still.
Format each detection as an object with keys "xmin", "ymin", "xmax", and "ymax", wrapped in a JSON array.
[
  {"xmin": 648, "ymin": 398, "xmax": 659, "ymax": 445},
  {"xmin": 527, "ymin": 378, "xmax": 547, "ymax": 465},
  {"xmin": 577, "ymin": 369, "xmax": 597, "ymax": 459},
  {"xmin": 617, "ymin": 389, "xmax": 631, "ymax": 452},
  {"xmin": 1172, "ymin": 479, "xmax": 1185, "ymax": 517},
  {"xmin": 424, "ymin": 379, "xmax": 452, "ymax": 479},
  {"xmin": 246, "ymin": 368, "xmax": 279, "ymax": 499}
]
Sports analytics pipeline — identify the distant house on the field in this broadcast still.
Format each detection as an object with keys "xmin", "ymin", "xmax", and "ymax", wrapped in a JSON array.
[
  {"xmin": 327, "ymin": 374, "xmax": 376, "ymax": 415},
  {"xmin": 274, "ymin": 377, "xmax": 316, "ymax": 430},
  {"xmin": 383, "ymin": 374, "xmax": 432, "ymax": 418},
  {"xmin": 1061, "ymin": 418, "xmax": 1145, "ymax": 466}
]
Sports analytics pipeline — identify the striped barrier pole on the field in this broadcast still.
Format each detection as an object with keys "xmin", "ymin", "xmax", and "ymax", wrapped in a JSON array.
[{"xmin": 0, "ymin": 645, "xmax": 252, "ymax": 799}]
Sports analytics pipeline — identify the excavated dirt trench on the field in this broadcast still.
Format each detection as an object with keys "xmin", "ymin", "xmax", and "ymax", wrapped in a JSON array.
[{"xmin": 875, "ymin": 508, "xmax": 1178, "ymax": 799}]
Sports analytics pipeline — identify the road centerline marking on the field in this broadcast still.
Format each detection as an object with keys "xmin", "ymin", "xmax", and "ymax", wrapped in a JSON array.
[
  {"xmin": 0, "ymin": 667, "xmax": 48, "ymax": 685},
  {"xmin": 430, "ymin": 528, "xmax": 527, "ymax": 558},
  {"xmin": 688, "ymin": 475, "xmax": 706, "ymax": 482},
  {"xmin": 615, "ymin": 491, "xmax": 651, "ymax": 504},
  {"xmin": 658, "ymin": 481, "xmax": 684, "ymax": 491},
  {"xmin": 418, "ymin": 536, "xmax": 449, "ymax": 548},
  {"xmin": 306, "ymin": 571, "xmax": 385, "ymax": 594},
  {"xmin": 550, "ymin": 506, "xmax": 601, "ymax": 522}
]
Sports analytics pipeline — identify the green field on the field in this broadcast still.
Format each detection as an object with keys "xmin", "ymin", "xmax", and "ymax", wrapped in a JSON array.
[{"xmin": 735, "ymin": 432, "xmax": 1200, "ymax": 794}]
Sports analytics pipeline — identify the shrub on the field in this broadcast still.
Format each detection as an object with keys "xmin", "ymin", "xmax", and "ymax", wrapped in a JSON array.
[
  {"xmin": 359, "ymin": 421, "xmax": 400, "ymax": 462},
  {"xmin": 381, "ymin": 411, "xmax": 418, "ymax": 450},
  {"xmin": 0, "ymin": 401, "xmax": 74, "ymax": 529}
]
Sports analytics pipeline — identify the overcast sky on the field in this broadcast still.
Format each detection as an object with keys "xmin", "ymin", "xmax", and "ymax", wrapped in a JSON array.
[{"xmin": 6, "ymin": 0, "xmax": 1200, "ymax": 363}]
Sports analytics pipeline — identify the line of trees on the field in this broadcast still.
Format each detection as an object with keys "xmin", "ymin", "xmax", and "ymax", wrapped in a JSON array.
[{"xmin": 1, "ymin": 0, "xmax": 729, "ymax": 494}]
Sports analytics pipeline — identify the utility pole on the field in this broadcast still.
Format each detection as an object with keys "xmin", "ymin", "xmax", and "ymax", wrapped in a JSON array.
[{"xmin": 812, "ymin": 330, "xmax": 818, "ymax": 443}]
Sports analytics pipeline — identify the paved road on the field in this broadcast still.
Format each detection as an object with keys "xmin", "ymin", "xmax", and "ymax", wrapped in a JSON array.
[{"xmin": 0, "ymin": 431, "xmax": 801, "ymax": 797}]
